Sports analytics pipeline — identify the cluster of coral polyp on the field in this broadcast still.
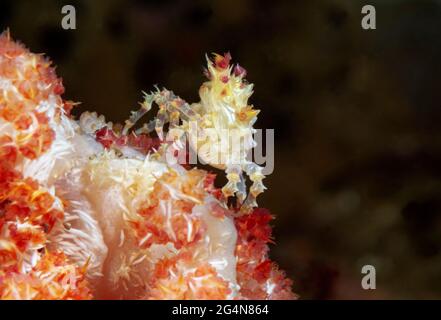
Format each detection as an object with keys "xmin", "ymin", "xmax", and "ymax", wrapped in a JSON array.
[{"xmin": 0, "ymin": 32, "xmax": 295, "ymax": 300}]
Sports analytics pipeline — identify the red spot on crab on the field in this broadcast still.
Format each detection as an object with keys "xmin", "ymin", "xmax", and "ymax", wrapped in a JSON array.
[
  {"xmin": 234, "ymin": 64, "xmax": 247, "ymax": 77},
  {"xmin": 95, "ymin": 126, "xmax": 162, "ymax": 154},
  {"xmin": 95, "ymin": 127, "xmax": 118, "ymax": 149},
  {"xmin": 126, "ymin": 132, "xmax": 161, "ymax": 154},
  {"xmin": 214, "ymin": 52, "xmax": 232, "ymax": 70}
]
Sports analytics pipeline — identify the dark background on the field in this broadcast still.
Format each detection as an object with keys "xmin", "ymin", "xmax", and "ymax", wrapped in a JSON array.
[{"xmin": 2, "ymin": 0, "xmax": 441, "ymax": 299}]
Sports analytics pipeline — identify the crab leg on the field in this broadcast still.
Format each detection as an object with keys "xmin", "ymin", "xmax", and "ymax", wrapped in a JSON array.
[
  {"xmin": 166, "ymin": 97, "xmax": 199, "ymax": 123},
  {"xmin": 222, "ymin": 164, "xmax": 242, "ymax": 199},
  {"xmin": 236, "ymin": 173, "xmax": 247, "ymax": 205},
  {"xmin": 155, "ymin": 104, "xmax": 169, "ymax": 140},
  {"xmin": 135, "ymin": 119, "xmax": 156, "ymax": 135},
  {"xmin": 122, "ymin": 92, "xmax": 155, "ymax": 135},
  {"xmin": 240, "ymin": 163, "xmax": 266, "ymax": 213}
]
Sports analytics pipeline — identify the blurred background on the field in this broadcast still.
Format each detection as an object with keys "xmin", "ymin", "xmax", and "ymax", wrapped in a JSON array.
[{"xmin": 2, "ymin": 0, "xmax": 441, "ymax": 299}]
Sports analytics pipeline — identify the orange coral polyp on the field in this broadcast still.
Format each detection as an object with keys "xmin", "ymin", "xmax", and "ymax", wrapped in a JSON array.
[
  {"xmin": 130, "ymin": 171, "xmax": 206, "ymax": 251},
  {"xmin": 148, "ymin": 253, "xmax": 231, "ymax": 300}
]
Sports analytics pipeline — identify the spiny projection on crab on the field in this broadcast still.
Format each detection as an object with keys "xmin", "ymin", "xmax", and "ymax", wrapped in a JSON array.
[{"xmin": 121, "ymin": 53, "xmax": 266, "ymax": 213}]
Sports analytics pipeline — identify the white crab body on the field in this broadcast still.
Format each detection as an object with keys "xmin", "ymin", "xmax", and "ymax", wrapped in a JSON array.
[{"xmin": 123, "ymin": 53, "xmax": 265, "ymax": 212}]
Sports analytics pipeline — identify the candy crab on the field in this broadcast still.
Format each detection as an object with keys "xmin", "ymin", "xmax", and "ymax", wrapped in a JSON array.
[
  {"xmin": 122, "ymin": 53, "xmax": 264, "ymax": 213},
  {"xmin": 0, "ymin": 31, "xmax": 295, "ymax": 300}
]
